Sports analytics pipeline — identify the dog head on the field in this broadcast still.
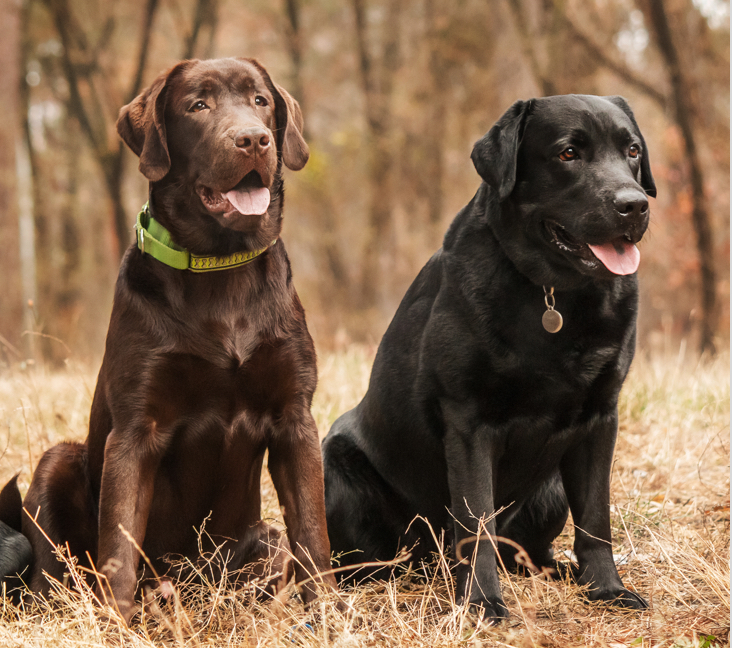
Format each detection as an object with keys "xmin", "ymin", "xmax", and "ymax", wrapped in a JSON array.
[
  {"xmin": 472, "ymin": 95, "xmax": 656, "ymax": 286},
  {"xmin": 117, "ymin": 58, "xmax": 308, "ymax": 249}
]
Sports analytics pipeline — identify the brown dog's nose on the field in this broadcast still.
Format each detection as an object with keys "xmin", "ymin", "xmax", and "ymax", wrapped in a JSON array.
[
  {"xmin": 614, "ymin": 189, "xmax": 648, "ymax": 218},
  {"xmin": 234, "ymin": 127, "xmax": 270, "ymax": 155}
]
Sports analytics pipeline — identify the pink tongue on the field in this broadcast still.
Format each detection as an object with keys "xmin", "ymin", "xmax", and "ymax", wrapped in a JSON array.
[
  {"xmin": 224, "ymin": 186, "xmax": 271, "ymax": 216},
  {"xmin": 588, "ymin": 240, "xmax": 640, "ymax": 275}
]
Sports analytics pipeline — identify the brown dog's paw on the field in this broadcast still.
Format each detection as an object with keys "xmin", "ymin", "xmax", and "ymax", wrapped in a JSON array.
[{"xmin": 96, "ymin": 601, "xmax": 133, "ymax": 627}]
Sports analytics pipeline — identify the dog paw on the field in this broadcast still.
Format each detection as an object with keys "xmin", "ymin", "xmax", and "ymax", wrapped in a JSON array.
[
  {"xmin": 468, "ymin": 596, "xmax": 509, "ymax": 625},
  {"xmin": 589, "ymin": 586, "xmax": 649, "ymax": 610}
]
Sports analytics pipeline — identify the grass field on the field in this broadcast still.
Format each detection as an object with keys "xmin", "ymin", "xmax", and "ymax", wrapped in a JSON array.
[{"xmin": 0, "ymin": 345, "xmax": 728, "ymax": 647}]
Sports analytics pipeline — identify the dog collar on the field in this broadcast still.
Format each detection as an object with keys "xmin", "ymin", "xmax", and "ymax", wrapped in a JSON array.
[{"xmin": 135, "ymin": 203, "xmax": 275, "ymax": 272}]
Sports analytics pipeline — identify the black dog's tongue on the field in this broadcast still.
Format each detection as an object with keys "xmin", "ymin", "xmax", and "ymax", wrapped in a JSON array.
[
  {"xmin": 588, "ymin": 239, "xmax": 640, "ymax": 275},
  {"xmin": 224, "ymin": 186, "xmax": 270, "ymax": 216}
]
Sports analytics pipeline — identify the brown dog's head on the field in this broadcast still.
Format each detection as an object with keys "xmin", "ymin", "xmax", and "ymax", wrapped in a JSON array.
[{"xmin": 117, "ymin": 58, "xmax": 308, "ymax": 249}]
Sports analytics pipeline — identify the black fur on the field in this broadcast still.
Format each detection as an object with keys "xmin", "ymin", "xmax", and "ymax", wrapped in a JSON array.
[
  {"xmin": 322, "ymin": 95, "xmax": 655, "ymax": 623},
  {"xmin": 0, "ymin": 476, "xmax": 32, "ymax": 600}
]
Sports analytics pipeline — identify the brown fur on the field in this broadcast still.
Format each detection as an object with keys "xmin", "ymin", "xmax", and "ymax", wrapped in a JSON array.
[{"xmin": 19, "ymin": 57, "xmax": 336, "ymax": 622}]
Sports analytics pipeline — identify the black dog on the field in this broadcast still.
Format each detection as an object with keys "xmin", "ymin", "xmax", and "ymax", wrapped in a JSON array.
[{"xmin": 322, "ymin": 95, "xmax": 655, "ymax": 623}]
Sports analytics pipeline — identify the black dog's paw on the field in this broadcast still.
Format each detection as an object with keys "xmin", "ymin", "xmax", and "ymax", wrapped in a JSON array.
[
  {"xmin": 589, "ymin": 586, "xmax": 649, "ymax": 610},
  {"xmin": 467, "ymin": 596, "xmax": 509, "ymax": 625}
]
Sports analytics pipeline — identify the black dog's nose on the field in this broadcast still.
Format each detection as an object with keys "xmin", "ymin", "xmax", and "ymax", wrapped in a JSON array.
[
  {"xmin": 234, "ymin": 127, "xmax": 270, "ymax": 155},
  {"xmin": 614, "ymin": 189, "xmax": 648, "ymax": 217}
]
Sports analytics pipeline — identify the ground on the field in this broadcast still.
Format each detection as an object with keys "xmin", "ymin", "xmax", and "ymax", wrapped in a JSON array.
[{"xmin": 0, "ymin": 344, "xmax": 728, "ymax": 647}]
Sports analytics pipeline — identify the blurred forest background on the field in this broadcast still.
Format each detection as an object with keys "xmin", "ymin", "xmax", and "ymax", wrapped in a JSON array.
[{"xmin": 0, "ymin": 0, "xmax": 728, "ymax": 368}]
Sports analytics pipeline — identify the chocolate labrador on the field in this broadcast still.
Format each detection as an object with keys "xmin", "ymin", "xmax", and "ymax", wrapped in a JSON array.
[
  {"xmin": 322, "ymin": 95, "xmax": 656, "ymax": 623},
  {"xmin": 0, "ymin": 57, "xmax": 335, "ymax": 622}
]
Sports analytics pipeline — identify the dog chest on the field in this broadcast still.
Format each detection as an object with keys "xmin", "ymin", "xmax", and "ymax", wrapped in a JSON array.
[{"xmin": 140, "ymin": 340, "xmax": 312, "ymax": 432}]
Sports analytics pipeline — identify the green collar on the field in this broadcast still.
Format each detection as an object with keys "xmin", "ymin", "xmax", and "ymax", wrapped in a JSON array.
[{"xmin": 135, "ymin": 203, "xmax": 275, "ymax": 272}]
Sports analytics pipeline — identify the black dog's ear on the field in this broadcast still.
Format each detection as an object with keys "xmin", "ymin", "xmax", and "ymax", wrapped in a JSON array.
[
  {"xmin": 249, "ymin": 59, "xmax": 309, "ymax": 171},
  {"xmin": 117, "ymin": 61, "xmax": 191, "ymax": 182},
  {"xmin": 605, "ymin": 95, "xmax": 657, "ymax": 198},
  {"xmin": 471, "ymin": 100, "xmax": 532, "ymax": 201}
]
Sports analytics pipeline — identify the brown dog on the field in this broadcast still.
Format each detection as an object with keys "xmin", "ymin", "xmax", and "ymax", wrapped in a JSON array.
[{"xmin": 1, "ymin": 58, "xmax": 336, "ymax": 622}]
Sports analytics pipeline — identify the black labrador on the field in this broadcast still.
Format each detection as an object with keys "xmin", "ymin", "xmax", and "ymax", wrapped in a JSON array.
[{"xmin": 322, "ymin": 95, "xmax": 656, "ymax": 623}]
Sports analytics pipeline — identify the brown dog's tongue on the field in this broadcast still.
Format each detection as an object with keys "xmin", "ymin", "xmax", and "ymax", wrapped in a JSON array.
[
  {"xmin": 224, "ymin": 187, "xmax": 270, "ymax": 216},
  {"xmin": 588, "ymin": 239, "xmax": 640, "ymax": 275}
]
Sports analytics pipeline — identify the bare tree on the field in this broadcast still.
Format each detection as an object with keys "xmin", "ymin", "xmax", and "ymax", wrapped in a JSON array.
[
  {"xmin": 182, "ymin": 0, "xmax": 219, "ymax": 60},
  {"xmin": 40, "ymin": 0, "xmax": 161, "ymax": 260},
  {"xmin": 643, "ymin": 0, "xmax": 718, "ymax": 354},
  {"xmin": 282, "ymin": 0, "xmax": 348, "ymax": 295},
  {"xmin": 284, "ymin": 0, "xmax": 306, "ymax": 122},
  {"xmin": 423, "ymin": 0, "xmax": 448, "ymax": 235},
  {"xmin": 505, "ymin": 0, "xmax": 557, "ymax": 95},
  {"xmin": 352, "ymin": 0, "xmax": 403, "ymax": 309},
  {"xmin": 0, "ymin": 0, "xmax": 25, "ymax": 361}
]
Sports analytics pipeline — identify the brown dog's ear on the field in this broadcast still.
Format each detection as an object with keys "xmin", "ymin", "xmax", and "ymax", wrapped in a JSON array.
[
  {"xmin": 272, "ymin": 83, "xmax": 309, "ymax": 171},
  {"xmin": 117, "ymin": 63, "xmax": 188, "ymax": 182},
  {"xmin": 471, "ymin": 99, "xmax": 533, "ymax": 201},
  {"xmin": 246, "ymin": 59, "xmax": 309, "ymax": 171},
  {"xmin": 605, "ymin": 95, "xmax": 657, "ymax": 198}
]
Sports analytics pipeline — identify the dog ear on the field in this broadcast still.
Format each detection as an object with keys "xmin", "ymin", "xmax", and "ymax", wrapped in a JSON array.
[
  {"xmin": 272, "ymin": 83, "xmax": 309, "ymax": 171},
  {"xmin": 605, "ymin": 96, "xmax": 657, "ymax": 198},
  {"xmin": 471, "ymin": 100, "xmax": 532, "ymax": 201},
  {"xmin": 117, "ymin": 63, "xmax": 189, "ymax": 182},
  {"xmin": 247, "ymin": 59, "xmax": 309, "ymax": 171}
]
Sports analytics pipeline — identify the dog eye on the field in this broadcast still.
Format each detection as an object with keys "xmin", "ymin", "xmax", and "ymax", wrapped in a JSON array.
[
  {"xmin": 559, "ymin": 147, "xmax": 579, "ymax": 161},
  {"xmin": 628, "ymin": 144, "xmax": 640, "ymax": 158},
  {"xmin": 254, "ymin": 96, "xmax": 268, "ymax": 107},
  {"xmin": 190, "ymin": 100, "xmax": 209, "ymax": 112}
]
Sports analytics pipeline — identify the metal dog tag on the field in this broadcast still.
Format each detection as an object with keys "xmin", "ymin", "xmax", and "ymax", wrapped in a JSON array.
[
  {"xmin": 542, "ymin": 286, "xmax": 563, "ymax": 333},
  {"xmin": 542, "ymin": 309, "xmax": 563, "ymax": 333}
]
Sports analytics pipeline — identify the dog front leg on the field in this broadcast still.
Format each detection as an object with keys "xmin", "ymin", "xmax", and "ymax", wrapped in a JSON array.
[
  {"xmin": 560, "ymin": 410, "xmax": 648, "ymax": 609},
  {"xmin": 268, "ymin": 413, "xmax": 337, "ymax": 606},
  {"xmin": 443, "ymin": 405, "xmax": 508, "ymax": 624},
  {"xmin": 96, "ymin": 426, "xmax": 159, "ymax": 623}
]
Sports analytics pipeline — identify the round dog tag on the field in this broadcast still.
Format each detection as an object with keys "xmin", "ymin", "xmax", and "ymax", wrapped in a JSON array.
[{"xmin": 542, "ymin": 309, "xmax": 563, "ymax": 333}]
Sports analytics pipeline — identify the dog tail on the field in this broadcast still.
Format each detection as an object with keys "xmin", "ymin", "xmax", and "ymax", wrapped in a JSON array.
[{"xmin": 0, "ymin": 474, "xmax": 33, "ymax": 595}]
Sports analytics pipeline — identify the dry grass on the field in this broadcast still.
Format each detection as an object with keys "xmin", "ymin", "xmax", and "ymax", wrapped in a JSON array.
[{"xmin": 0, "ymin": 344, "xmax": 728, "ymax": 647}]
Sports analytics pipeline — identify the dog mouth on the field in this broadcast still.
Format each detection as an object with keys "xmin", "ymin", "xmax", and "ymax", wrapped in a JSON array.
[
  {"xmin": 543, "ymin": 221, "xmax": 641, "ymax": 276},
  {"xmin": 196, "ymin": 171, "xmax": 271, "ymax": 217}
]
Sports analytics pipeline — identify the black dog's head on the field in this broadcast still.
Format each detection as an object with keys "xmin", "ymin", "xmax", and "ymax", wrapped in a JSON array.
[
  {"xmin": 472, "ymin": 95, "xmax": 656, "ymax": 287},
  {"xmin": 117, "ymin": 57, "xmax": 308, "ymax": 253}
]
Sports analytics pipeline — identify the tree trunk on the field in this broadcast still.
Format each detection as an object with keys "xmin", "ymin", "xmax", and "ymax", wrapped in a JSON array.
[
  {"xmin": 0, "ymin": 0, "xmax": 25, "ymax": 363},
  {"xmin": 284, "ymin": 0, "xmax": 307, "ymax": 126},
  {"xmin": 183, "ymin": 0, "xmax": 219, "ymax": 60},
  {"xmin": 101, "ymin": 148, "xmax": 132, "ymax": 259},
  {"xmin": 424, "ymin": 0, "xmax": 447, "ymax": 239},
  {"xmin": 283, "ymin": 0, "xmax": 348, "ymax": 295},
  {"xmin": 43, "ymin": 0, "xmax": 161, "ymax": 261},
  {"xmin": 505, "ymin": 0, "xmax": 558, "ymax": 96},
  {"xmin": 353, "ymin": 0, "xmax": 402, "ymax": 309},
  {"xmin": 644, "ymin": 0, "xmax": 718, "ymax": 354}
]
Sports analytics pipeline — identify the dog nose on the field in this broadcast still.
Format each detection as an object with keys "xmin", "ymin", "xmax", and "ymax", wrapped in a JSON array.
[
  {"xmin": 234, "ymin": 127, "xmax": 270, "ymax": 155},
  {"xmin": 614, "ymin": 189, "xmax": 649, "ymax": 218}
]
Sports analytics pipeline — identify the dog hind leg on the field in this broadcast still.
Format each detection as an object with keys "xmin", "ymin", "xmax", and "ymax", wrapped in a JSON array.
[
  {"xmin": 22, "ymin": 442, "xmax": 98, "ymax": 594},
  {"xmin": 497, "ymin": 470, "xmax": 569, "ymax": 577},
  {"xmin": 322, "ymin": 431, "xmax": 418, "ymax": 585}
]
